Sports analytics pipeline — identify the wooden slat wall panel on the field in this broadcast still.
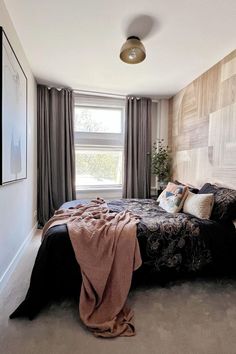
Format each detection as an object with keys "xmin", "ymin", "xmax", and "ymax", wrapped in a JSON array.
[{"xmin": 169, "ymin": 49, "xmax": 236, "ymax": 188}]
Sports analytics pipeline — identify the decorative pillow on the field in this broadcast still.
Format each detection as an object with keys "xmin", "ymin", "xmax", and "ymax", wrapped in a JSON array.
[
  {"xmin": 174, "ymin": 180, "xmax": 199, "ymax": 194},
  {"xmin": 183, "ymin": 191, "xmax": 214, "ymax": 219},
  {"xmin": 198, "ymin": 183, "xmax": 236, "ymax": 221},
  {"xmin": 158, "ymin": 182, "xmax": 189, "ymax": 213}
]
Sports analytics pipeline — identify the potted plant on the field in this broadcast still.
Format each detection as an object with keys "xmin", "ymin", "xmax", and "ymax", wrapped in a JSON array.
[{"xmin": 151, "ymin": 139, "xmax": 171, "ymax": 194}]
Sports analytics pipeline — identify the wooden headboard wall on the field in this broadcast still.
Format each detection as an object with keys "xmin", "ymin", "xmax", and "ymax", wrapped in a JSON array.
[{"xmin": 169, "ymin": 49, "xmax": 236, "ymax": 189}]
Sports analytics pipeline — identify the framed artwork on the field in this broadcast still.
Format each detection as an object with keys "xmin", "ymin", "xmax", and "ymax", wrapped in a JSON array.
[{"xmin": 0, "ymin": 27, "xmax": 27, "ymax": 185}]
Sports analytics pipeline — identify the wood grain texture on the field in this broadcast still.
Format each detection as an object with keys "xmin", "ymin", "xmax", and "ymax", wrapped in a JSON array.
[{"xmin": 169, "ymin": 49, "xmax": 236, "ymax": 188}]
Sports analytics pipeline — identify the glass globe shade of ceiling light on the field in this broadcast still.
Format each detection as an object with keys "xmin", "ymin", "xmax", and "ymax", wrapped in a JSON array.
[{"xmin": 120, "ymin": 36, "xmax": 146, "ymax": 64}]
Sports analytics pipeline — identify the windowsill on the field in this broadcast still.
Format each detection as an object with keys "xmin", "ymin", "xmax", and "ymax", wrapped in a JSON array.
[
  {"xmin": 76, "ymin": 187, "xmax": 123, "ymax": 199},
  {"xmin": 76, "ymin": 186, "xmax": 122, "ymax": 192}
]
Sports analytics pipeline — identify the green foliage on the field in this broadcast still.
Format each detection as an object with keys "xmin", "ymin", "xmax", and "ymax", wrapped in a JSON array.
[
  {"xmin": 76, "ymin": 152, "xmax": 121, "ymax": 182},
  {"xmin": 75, "ymin": 109, "xmax": 102, "ymax": 132},
  {"xmin": 151, "ymin": 139, "xmax": 170, "ymax": 182}
]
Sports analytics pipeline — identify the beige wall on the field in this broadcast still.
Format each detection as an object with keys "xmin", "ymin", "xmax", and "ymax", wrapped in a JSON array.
[
  {"xmin": 169, "ymin": 49, "xmax": 236, "ymax": 189},
  {"xmin": 0, "ymin": 0, "xmax": 37, "ymax": 286}
]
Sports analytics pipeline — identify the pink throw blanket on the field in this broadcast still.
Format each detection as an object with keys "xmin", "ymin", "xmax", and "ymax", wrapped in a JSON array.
[{"xmin": 42, "ymin": 198, "xmax": 142, "ymax": 337}]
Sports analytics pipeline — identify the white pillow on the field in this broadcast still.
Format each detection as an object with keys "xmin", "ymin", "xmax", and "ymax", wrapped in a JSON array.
[{"xmin": 183, "ymin": 192, "xmax": 214, "ymax": 219}]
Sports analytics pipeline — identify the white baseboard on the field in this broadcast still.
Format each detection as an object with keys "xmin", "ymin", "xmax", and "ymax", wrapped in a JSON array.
[{"xmin": 0, "ymin": 222, "xmax": 38, "ymax": 293}]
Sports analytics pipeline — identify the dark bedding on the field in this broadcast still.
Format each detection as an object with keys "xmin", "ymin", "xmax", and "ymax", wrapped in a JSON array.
[{"xmin": 10, "ymin": 199, "xmax": 236, "ymax": 320}]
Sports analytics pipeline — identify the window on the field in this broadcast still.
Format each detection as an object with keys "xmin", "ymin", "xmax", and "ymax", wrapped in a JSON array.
[
  {"xmin": 75, "ymin": 107, "xmax": 122, "ymax": 133},
  {"xmin": 74, "ymin": 97, "xmax": 125, "ymax": 190}
]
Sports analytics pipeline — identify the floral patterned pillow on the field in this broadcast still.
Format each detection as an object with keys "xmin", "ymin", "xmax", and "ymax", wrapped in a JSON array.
[
  {"xmin": 158, "ymin": 182, "xmax": 189, "ymax": 213},
  {"xmin": 198, "ymin": 183, "xmax": 236, "ymax": 221}
]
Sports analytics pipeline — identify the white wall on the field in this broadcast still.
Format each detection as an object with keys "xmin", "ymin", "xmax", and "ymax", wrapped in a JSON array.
[
  {"xmin": 151, "ymin": 99, "xmax": 169, "ymax": 193},
  {"xmin": 0, "ymin": 0, "xmax": 37, "ymax": 284},
  {"xmin": 151, "ymin": 101, "xmax": 158, "ymax": 194},
  {"xmin": 157, "ymin": 99, "xmax": 169, "ymax": 144}
]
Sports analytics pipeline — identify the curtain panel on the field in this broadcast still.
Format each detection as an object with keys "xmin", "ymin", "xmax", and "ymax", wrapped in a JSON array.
[
  {"xmin": 123, "ymin": 96, "xmax": 152, "ymax": 198},
  {"xmin": 37, "ymin": 85, "xmax": 76, "ymax": 226}
]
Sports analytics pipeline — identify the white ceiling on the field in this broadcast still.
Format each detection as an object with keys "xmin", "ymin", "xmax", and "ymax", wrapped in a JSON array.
[{"xmin": 4, "ymin": 0, "xmax": 236, "ymax": 98}]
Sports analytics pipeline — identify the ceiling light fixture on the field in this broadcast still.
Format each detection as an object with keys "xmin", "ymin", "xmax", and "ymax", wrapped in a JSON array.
[{"xmin": 120, "ymin": 36, "xmax": 146, "ymax": 64}]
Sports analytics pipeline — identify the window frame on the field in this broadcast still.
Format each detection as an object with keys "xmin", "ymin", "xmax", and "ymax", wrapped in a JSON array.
[{"xmin": 74, "ymin": 98, "xmax": 125, "ymax": 191}]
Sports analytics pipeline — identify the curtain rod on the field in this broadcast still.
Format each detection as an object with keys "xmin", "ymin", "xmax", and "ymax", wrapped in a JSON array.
[
  {"xmin": 74, "ymin": 89, "xmax": 159, "ymax": 102},
  {"xmin": 38, "ymin": 84, "xmax": 159, "ymax": 102},
  {"xmin": 74, "ymin": 89, "xmax": 126, "ymax": 99}
]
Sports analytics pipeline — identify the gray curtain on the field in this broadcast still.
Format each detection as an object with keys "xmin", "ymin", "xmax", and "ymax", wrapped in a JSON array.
[
  {"xmin": 37, "ymin": 85, "xmax": 76, "ymax": 226},
  {"xmin": 123, "ymin": 96, "xmax": 152, "ymax": 198}
]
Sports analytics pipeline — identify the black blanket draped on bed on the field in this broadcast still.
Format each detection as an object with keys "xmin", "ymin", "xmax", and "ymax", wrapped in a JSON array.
[{"xmin": 10, "ymin": 199, "xmax": 236, "ymax": 320}]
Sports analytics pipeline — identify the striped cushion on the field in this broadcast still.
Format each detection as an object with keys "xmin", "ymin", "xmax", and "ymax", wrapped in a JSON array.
[{"xmin": 183, "ymin": 192, "xmax": 214, "ymax": 219}]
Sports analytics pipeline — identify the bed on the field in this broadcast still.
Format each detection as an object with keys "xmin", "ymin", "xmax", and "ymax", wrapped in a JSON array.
[{"xmin": 10, "ymin": 196, "xmax": 236, "ymax": 320}]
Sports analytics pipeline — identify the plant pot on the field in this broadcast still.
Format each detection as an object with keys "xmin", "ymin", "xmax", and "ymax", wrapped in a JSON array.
[{"xmin": 158, "ymin": 180, "xmax": 167, "ymax": 191}]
